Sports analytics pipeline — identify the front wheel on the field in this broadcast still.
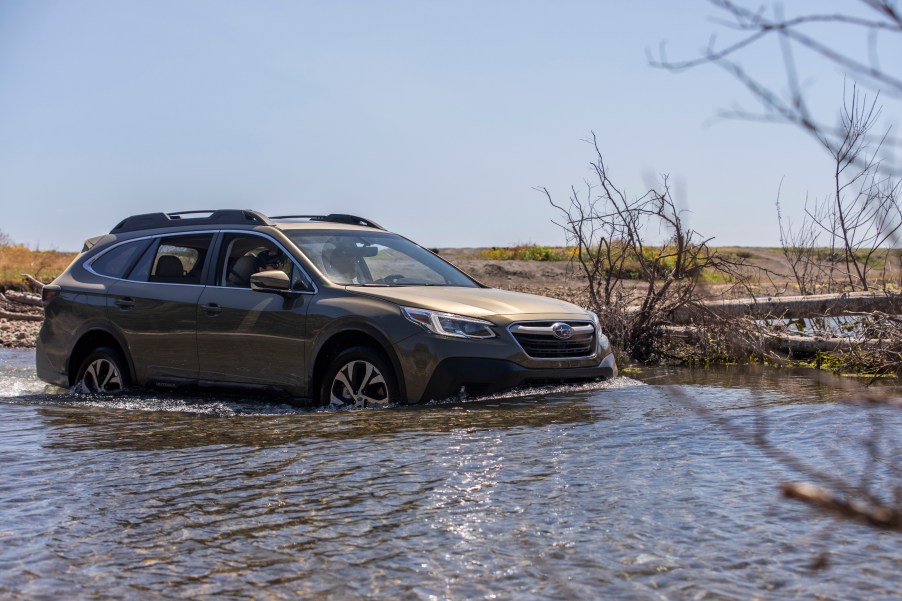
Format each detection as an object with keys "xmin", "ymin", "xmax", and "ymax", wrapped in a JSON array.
[
  {"xmin": 320, "ymin": 347, "xmax": 399, "ymax": 408},
  {"xmin": 75, "ymin": 346, "xmax": 131, "ymax": 393}
]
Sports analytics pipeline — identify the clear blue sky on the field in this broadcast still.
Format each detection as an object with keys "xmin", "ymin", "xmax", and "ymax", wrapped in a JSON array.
[{"xmin": 1, "ymin": 0, "xmax": 898, "ymax": 251}]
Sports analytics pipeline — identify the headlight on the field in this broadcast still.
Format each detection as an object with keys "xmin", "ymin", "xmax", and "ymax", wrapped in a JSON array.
[
  {"xmin": 588, "ymin": 311, "xmax": 610, "ymax": 352},
  {"xmin": 402, "ymin": 307, "xmax": 496, "ymax": 339},
  {"xmin": 598, "ymin": 333, "xmax": 610, "ymax": 352}
]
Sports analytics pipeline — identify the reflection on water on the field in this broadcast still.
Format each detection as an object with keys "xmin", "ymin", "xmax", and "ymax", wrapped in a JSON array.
[{"xmin": 1, "ymin": 350, "xmax": 900, "ymax": 600}]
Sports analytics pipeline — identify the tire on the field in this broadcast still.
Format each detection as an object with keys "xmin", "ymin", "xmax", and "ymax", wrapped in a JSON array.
[
  {"xmin": 75, "ymin": 346, "xmax": 132, "ymax": 393},
  {"xmin": 320, "ymin": 346, "xmax": 399, "ymax": 408}
]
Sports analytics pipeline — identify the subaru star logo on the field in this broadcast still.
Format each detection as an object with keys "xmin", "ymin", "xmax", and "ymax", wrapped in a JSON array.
[{"xmin": 551, "ymin": 322, "xmax": 574, "ymax": 340}]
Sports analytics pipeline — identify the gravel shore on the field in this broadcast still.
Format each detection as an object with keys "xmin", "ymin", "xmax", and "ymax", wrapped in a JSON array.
[{"xmin": 0, "ymin": 318, "xmax": 41, "ymax": 348}]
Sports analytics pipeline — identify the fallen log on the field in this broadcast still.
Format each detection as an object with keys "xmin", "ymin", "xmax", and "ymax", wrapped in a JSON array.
[
  {"xmin": 0, "ymin": 310, "xmax": 43, "ymax": 322},
  {"xmin": 770, "ymin": 333, "xmax": 886, "ymax": 353},
  {"xmin": 665, "ymin": 291, "xmax": 901, "ymax": 324},
  {"xmin": 4, "ymin": 291, "xmax": 41, "ymax": 307},
  {"xmin": 660, "ymin": 325, "xmax": 889, "ymax": 353}
]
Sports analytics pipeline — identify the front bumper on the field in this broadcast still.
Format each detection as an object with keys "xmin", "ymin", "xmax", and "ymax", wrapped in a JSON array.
[
  {"xmin": 391, "ymin": 313, "xmax": 618, "ymax": 403},
  {"xmin": 418, "ymin": 352, "xmax": 617, "ymax": 402}
]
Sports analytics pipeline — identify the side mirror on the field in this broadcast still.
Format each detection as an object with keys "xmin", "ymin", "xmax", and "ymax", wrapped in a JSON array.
[{"xmin": 250, "ymin": 270, "xmax": 291, "ymax": 292}]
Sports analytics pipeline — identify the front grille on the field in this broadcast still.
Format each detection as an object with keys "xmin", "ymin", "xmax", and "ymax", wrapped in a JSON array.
[{"xmin": 509, "ymin": 321, "xmax": 596, "ymax": 359}]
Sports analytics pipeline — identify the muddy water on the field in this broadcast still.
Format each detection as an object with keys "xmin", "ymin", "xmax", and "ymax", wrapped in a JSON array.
[{"xmin": 0, "ymin": 349, "xmax": 899, "ymax": 600}]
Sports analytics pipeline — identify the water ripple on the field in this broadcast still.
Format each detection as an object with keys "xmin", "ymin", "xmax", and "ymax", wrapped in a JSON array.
[{"xmin": 1, "ymin": 351, "xmax": 900, "ymax": 599}]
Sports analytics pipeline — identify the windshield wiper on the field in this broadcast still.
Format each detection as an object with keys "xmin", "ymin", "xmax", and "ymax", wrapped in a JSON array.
[{"xmin": 394, "ymin": 283, "xmax": 452, "ymax": 286}]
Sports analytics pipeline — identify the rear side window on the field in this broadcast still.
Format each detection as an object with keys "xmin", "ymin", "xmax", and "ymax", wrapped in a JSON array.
[
  {"xmin": 90, "ymin": 239, "xmax": 152, "ymax": 279},
  {"xmin": 127, "ymin": 234, "xmax": 214, "ymax": 284}
]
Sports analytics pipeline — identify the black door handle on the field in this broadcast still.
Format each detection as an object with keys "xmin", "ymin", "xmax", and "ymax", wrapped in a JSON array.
[
  {"xmin": 114, "ymin": 297, "xmax": 135, "ymax": 309},
  {"xmin": 202, "ymin": 303, "xmax": 222, "ymax": 315}
]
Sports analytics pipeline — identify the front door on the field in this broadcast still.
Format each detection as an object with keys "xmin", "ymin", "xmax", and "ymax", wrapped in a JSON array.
[{"xmin": 196, "ymin": 233, "xmax": 313, "ymax": 395}]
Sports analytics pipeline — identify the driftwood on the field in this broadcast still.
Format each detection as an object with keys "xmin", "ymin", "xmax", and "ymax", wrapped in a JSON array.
[
  {"xmin": 770, "ymin": 333, "xmax": 886, "ymax": 353},
  {"xmin": 4, "ymin": 291, "xmax": 41, "ymax": 306},
  {"xmin": 651, "ymin": 291, "xmax": 902, "ymax": 354},
  {"xmin": 0, "ymin": 310, "xmax": 42, "ymax": 322},
  {"xmin": 661, "ymin": 325, "xmax": 888, "ymax": 354},
  {"xmin": 666, "ymin": 291, "xmax": 900, "ymax": 324},
  {"xmin": 0, "ymin": 289, "xmax": 44, "ymax": 322},
  {"xmin": 20, "ymin": 273, "xmax": 46, "ymax": 292}
]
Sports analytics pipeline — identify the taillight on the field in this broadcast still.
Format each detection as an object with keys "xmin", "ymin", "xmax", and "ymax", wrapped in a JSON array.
[{"xmin": 41, "ymin": 285, "xmax": 61, "ymax": 305}]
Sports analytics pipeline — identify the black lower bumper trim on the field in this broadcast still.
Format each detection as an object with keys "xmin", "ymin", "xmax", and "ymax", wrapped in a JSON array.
[{"xmin": 419, "ymin": 357, "xmax": 616, "ymax": 402}]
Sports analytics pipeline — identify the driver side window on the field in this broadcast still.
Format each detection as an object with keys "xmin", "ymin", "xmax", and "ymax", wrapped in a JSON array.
[{"xmin": 218, "ymin": 234, "xmax": 313, "ymax": 291}]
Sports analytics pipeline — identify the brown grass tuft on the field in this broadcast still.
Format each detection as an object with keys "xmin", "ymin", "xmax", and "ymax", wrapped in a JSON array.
[{"xmin": 0, "ymin": 245, "xmax": 78, "ymax": 290}]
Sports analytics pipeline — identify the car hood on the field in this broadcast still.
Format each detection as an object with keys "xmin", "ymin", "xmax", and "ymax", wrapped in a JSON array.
[{"xmin": 347, "ymin": 285, "xmax": 589, "ymax": 319}]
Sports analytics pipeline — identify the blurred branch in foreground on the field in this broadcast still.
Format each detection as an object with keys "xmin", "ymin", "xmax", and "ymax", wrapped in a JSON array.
[{"xmin": 651, "ymin": 0, "xmax": 902, "ymax": 177}]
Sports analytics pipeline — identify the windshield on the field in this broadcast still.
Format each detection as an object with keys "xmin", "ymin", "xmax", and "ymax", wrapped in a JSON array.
[{"xmin": 285, "ymin": 230, "xmax": 478, "ymax": 287}]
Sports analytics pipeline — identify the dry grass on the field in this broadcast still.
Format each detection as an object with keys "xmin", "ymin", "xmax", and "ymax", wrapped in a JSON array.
[
  {"xmin": 0, "ymin": 245, "xmax": 78, "ymax": 290},
  {"xmin": 477, "ymin": 243, "xmax": 750, "ymax": 284},
  {"xmin": 478, "ymin": 245, "xmax": 573, "ymax": 262}
]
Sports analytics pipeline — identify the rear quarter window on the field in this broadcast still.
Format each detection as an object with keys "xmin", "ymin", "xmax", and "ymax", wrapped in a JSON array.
[{"xmin": 89, "ymin": 239, "xmax": 152, "ymax": 279}]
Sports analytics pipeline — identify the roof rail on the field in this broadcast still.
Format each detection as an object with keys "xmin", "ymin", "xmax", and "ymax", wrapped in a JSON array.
[
  {"xmin": 110, "ymin": 210, "xmax": 273, "ymax": 234},
  {"xmin": 269, "ymin": 213, "xmax": 385, "ymax": 230}
]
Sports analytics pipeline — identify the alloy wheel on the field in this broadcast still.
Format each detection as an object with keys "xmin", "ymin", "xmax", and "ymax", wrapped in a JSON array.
[
  {"xmin": 329, "ymin": 360, "xmax": 391, "ymax": 408},
  {"xmin": 81, "ymin": 358, "xmax": 124, "ymax": 393}
]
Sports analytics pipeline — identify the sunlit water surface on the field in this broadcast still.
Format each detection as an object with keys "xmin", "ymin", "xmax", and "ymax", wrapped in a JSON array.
[{"xmin": 1, "ymin": 349, "xmax": 900, "ymax": 600}]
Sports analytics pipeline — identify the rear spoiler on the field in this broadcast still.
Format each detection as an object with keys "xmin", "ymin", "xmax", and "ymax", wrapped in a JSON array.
[{"xmin": 82, "ymin": 234, "xmax": 113, "ymax": 253}]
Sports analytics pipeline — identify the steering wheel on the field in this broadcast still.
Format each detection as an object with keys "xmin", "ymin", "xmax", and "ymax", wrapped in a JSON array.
[{"xmin": 377, "ymin": 274, "xmax": 406, "ymax": 285}]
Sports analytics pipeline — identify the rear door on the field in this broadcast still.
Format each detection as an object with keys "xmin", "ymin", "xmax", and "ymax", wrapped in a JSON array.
[
  {"xmin": 196, "ymin": 232, "xmax": 314, "ymax": 395},
  {"xmin": 107, "ymin": 233, "xmax": 214, "ymax": 384}
]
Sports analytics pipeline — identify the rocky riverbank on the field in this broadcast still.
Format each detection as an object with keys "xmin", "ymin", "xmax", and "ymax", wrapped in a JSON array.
[
  {"xmin": 0, "ymin": 319, "xmax": 40, "ymax": 348},
  {"xmin": 0, "ymin": 289, "xmax": 43, "ymax": 348}
]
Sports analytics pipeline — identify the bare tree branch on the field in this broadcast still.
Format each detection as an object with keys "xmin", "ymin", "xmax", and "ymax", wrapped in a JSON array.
[{"xmin": 651, "ymin": 0, "xmax": 902, "ymax": 176}]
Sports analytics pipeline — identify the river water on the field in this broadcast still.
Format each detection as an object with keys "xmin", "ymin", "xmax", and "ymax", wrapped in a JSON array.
[{"xmin": 0, "ymin": 349, "xmax": 899, "ymax": 600}]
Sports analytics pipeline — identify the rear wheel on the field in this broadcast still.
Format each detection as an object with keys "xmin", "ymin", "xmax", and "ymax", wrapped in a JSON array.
[
  {"xmin": 320, "ymin": 347, "xmax": 398, "ymax": 408},
  {"xmin": 75, "ymin": 346, "xmax": 131, "ymax": 393}
]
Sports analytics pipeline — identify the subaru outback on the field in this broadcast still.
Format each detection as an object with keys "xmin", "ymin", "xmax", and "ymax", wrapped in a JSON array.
[{"xmin": 36, "ymin": 210, "xmax": 617, "ymax": 406}]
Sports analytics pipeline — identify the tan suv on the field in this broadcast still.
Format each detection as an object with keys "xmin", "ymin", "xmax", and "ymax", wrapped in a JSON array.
[{"xmin": 36, "ymin": 210, "xmax": 616, "ymax": 406}]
